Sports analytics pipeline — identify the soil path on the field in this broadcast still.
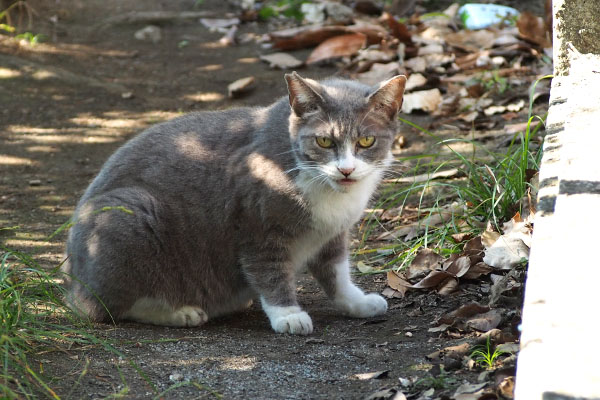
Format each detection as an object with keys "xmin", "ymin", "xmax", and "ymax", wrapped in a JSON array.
[{"xmin": 0, "ymin": 1, "xmax": 531, "ymax": 398}]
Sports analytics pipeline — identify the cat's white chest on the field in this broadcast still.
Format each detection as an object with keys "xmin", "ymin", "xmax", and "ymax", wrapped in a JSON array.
[{"xmin": 289, "ymin": 175, "xmax": 379, "ymax": 271}]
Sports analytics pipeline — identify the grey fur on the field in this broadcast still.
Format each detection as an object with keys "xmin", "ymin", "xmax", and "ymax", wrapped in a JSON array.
[{"xmin": 62, "ymin": 73, "xmax": 406, "ymax": 329}]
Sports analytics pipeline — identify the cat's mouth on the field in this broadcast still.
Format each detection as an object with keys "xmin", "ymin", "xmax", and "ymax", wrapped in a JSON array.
[{"xmin": 337, "ymin": 178, "xmax": 357, "ymax": 186}]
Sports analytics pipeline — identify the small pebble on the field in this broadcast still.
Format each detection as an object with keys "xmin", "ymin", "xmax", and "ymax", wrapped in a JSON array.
[
  {"xmin": 29, "ymin": 179, "xmax": 41, "ymax": 186},
  {"xmin": 169, "ymin": 372, "xmax": 183, "ymax": 382}
]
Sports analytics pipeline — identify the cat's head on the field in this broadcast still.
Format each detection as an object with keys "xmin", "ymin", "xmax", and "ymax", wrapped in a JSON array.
[{"xmin": 284, "ymin": 72, "xmax": 407, "ymax": 192}]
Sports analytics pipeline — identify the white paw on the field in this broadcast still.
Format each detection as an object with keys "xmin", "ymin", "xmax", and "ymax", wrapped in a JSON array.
[
  {"xmin": 340, "ymin": 293, "xmax": 388, "ymax": 318},
  {"xmin": 172, "ymin": 306, "xmax": 209, "ymax": 327},
  {"xmin": 272, "ymin": 311, "xmax": 313, "ymax": 335}
]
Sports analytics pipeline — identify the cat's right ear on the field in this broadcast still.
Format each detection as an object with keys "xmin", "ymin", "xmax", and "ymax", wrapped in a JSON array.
[
  {"xmin": 367, "ymin": 75, "xmax": 407, "ymax": 120},
  {"xmin": 285, "ymin": 72, "xmax": 325, "ymax": 118}
]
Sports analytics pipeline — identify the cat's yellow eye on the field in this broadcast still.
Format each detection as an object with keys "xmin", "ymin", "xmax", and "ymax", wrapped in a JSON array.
[
  {"xmin": 316, "ymin": 137, "xmax": 335, "ymax": 148},
  {"xmin": 357, "ymin": 136, "xmax": 375, "ymax": 148}
]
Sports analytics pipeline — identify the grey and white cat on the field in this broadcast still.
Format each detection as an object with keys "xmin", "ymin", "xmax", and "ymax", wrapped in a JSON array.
[{"xmin": 62, "ymin": 72, "xmax": 407, "ymax": 335}]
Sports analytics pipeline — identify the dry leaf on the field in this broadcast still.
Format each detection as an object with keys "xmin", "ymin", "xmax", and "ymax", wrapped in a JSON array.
[
  {"xmin": 356, "ymin": 261, "xmax": 376, "ymax": 274},
  {"xmin": 466, "ymin": 309, "xmax": 502, "ymax": 332},
  {"xmin": 259, "ymin": 53, "xmax": 303, "ymax": 69},
  {"xmin": 306, "ymin": 33, "xmax": 366, "ymax": 64},
  {"xmin": 462, "ymin": 262, "xmax": 493, "ymax": 280},
  {"xmin": 405, "ymin": 73, "xmax": 428, "ymax": 91},
  {"xmin": 445, "ymin": 29, "xmax": 497, "ymax": 52},
  {"xmin": 483, "ymin": 236, "xmax": 529, "ymax": 269},
  {"xmin": 382, "ymin": 12, "xmax": 413, "ymax": 45},
  {"xmin": 227, "ymin": 76, "xmax": 255, "ymax": 98},
  {"xmin": 387, "ymin": 270, "xmax": 411, "ymax": 296},
  {"xmin": 406, "ymin": 248, "xmax": 443, "ymax": 280},
  {"xmin": 448, "ymin": 302, "xmax": 490, "ymax": 319},
  {"xmin": 354, "ymin": 370, "xmax": 390, "ymax": 380},
  {"xmin": 481, "ymin": 230, "xmax": 501, "ymax": 248},
  {"xmin": 444, "ymin": 256, "xmax": 472, "ymax": 277},
  {"xmin": 412, "ymin": 270, "xmax": 454, "ymax": 289},
  {"xmin": 401, "ymin": 88, "xmax": 442, "ymax": 113},
  {"xmin": 517, "ymin": 11, "xmax": 552, "ymax": 48},
  {"xmin": 437, "ymin": 277, "xmax": 458, "ymax": 295},
  {"xmin": 356, "ymin": 62, "xmax": 401, "ymax": 86},
  {"xmin": 269, "ymin": 24, "xmax": 349, "ymax": 50}
]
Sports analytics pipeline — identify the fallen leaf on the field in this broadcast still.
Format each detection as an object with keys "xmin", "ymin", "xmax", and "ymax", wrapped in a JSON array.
[
  {"xmin": 448, "ymin": 302, "xmax": 490, "ymax": 319},
  {"xmin": 387, "ymin": 270, "xmax": 411, "ymax": 296},
  {"xmin": 442, "ymin": 342, "xmax": 471, "ymax": 359},
  {"xmin": 517, "ymin": 11, "xmax": 552, "ymax": 48},
  {"xmin": 428, "ymin": 323, "xmax": 451, "ymax": 333},
  {"xmin": 462, "ymin": 262, "xmax": 493, "ymax": 280},
  {"xmin": 356, "ymin": 62, "xmax": 401, "ymax": 86},
  {"xmin": 445, "ymin": 29, "xmax": 497, "ymax": 52},
  {"xmin": 481, "ymin": 230, "xmax": 501, "ymax": 248},
  {"xmin": 382, "ymin": 287, "xmax": 404, "ymax": 299},
  {"xmin": 406, "ymin": 248, "xmax": 444, "ymax": 280},
  {"xmin": 437, "ymin": 277, "xmax": 458, "ymax": 295},
  {"xmin": 356, "ymin": 261, "xmax": 376, "ymax": 274},
  {"xmin": 453, "ymin": 382, "xmax": 487, "ymax": 400},
  {"xmin": 366, "ymin": 387, "xmax": 407, "ymax": 400},
  {"xmin": 497, "ymin": 376, "xmax": 515, "ymax": 399},
  {"xmin": 482, "ymin": 237, "xmax": 529, "ymax": 269},
  {"xmin": 402, "ymin": 88, "xmax": 442, "ymax": 113},
  {"xmin": 382, "ymin": 12, "xmax": 413, "ymax": 45},
  {"xmin": 306, "ymin": 33, "xmax": 366, "ymax": 64},
  {"xmin": 383, "ymin": 168, "xmax": 462, "ymax": 184},
  {"xmin": 199, "ymin": 18, "xmax": 240, "ymax": 31},
  {"xmin": 405, "ymin": 73, "xmax": 428, "ymax": 91},
  {"xmin": 259, "ymin": 52, "xmax": 303, "ymax": 69},
  {"xmin": 444, "ymin": 256, "xmax": 472, "ymax": 277},
  {"xmin": 466, "ymin": 309, "xmax": 502, "ymax": 332},
  {"xmin": 269, "ymin": 24, "xmax": 349, "ymax": 51},
  {"xmin": 412, "ymin": 270, "xmax": 455, "ymax": 289},
  {"xmin": 354, "ymin": 370, "xmax": 390, "ymax": 380},
  {"xmin": 227, "ymin": 76, "xmax": 255, "ymax": 98}
]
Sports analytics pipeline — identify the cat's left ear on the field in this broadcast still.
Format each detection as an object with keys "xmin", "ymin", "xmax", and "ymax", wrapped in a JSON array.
[
  {"xmin": 285, "ymin": 71, "xmax": 325, "ymax": 118},
  {"xmin": 367, "ymin": 75, "xmax": 407, "ymax": 120}
]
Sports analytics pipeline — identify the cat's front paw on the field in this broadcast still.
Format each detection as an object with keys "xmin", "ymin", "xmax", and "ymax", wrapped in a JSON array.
[
  {"xmin": 340, "ymin": 293, "xmax": 388, "ymax": 318},
  {"xmin": 272, "ymin": 311, "xmax": 313, "ymax": 335}
]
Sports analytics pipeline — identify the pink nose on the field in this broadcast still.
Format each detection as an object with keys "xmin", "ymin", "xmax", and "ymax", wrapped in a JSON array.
[{"xmin": 338, "ymin": 167, "xmax": 355, "ymax": 177}]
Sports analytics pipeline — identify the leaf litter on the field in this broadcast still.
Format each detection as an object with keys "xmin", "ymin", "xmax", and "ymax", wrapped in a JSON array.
[{"xmin": 222, "ymin": 1, "xmax": 551, "ymax": 398}]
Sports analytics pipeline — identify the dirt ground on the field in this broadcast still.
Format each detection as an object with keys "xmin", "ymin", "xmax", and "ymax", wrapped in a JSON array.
[{"xmin": 0, "ymin": 0, "xmax": 546, "ymax": 398}]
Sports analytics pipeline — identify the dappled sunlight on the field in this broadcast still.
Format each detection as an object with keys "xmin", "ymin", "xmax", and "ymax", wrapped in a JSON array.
[
  {"xmin": 197, "ymin": 64, "xmax": 223, "ymax": 72},
  {"xmin": 0, "ymin": 67, "xmax": 21, "ymax": 79},
  {"xmin": 184, "ymin": 92, "xmax": 225, "ymax": 103},
  {"xmin": 237, "ymin": 57, "xmax": 259, "ymax": 64},
  {"xmin": 149, "ymin": 355, "xmax": 258, "ymax": 372},
  {"xmin": 26, "ymin": 145, "xmax": 60, "ymax": 153},
  {"xmin": 0, "ymin": 154, "xmax": 36, "ymax": 165}
]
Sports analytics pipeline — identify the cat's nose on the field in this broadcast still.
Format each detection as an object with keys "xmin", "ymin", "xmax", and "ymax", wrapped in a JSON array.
[{"xmin": 337, "ymin": 167, "xmax": 355, "ymax": 177}]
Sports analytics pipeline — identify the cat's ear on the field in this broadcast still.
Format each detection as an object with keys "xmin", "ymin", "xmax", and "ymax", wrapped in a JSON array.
[
  {"xmin": 285, "ymin": 71, "xmax": 325, "ymax": 118},
  {"xmin": 367, "ymin": 75, "xmax": 407, "ymax": 120}
]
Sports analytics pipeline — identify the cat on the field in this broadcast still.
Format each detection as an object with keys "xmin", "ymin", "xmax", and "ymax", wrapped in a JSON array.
[{"xmin": 62, "ymin": 72, "xmax": 407, "ymax": 335}]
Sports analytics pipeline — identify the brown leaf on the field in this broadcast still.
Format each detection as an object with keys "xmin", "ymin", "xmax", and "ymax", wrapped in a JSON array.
[
  {"xmin": 448, "ymin": 302, "xmax": 490, "ymax": 319},
  {"xmin": 444, "ymin": 256, "xmax": 472, "ymax": 278},
  {"xmin": 406, "ymin": 248, "xmax": 443, "ymax": 280},
  {"xmin": 445, "ymin": 29, "xmax": 497, "ymax": 52},
  {"xmin": 381, "ymin": 12, "xmax": 413, "ymax": 45},
  {"xmin": 497, "ymin": 376, "xmax": 515, "ymax": 399},
  {"xmin": 437, "ymin": 277, "xmax": 458, "ymax": 295},
  {"xmin": 481, "ymin": 230, "xmax": 501, "ymax": 248},
  {"xmin": 412, "ymin": 270, "xmax": 454, "ymax": 289},
  {"xmin": 270, "ymin": 24, "xmax": 349, "ymax": 51},
  {"xmin": 466, "ymin": 309, "xmax": 503, "ymax": 332},
  {"xmin": 386, "ymin": 270, "xmax": 411, "ymax": 296},
  {"xmin": 462, "ymin": 262, "xmax": 493, "ymax": 280},
  {"xmin": 306, "ymin": 33, "xmax": 367, "ymax": 64},
  {"xmin": 517, "ymin": 11, "xmax": 552, "ymax": 48}
]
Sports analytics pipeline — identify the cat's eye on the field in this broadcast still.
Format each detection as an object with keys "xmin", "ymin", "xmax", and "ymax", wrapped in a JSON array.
[
  {"xmin": 316, "ymin": 137, "xmax": 335, "ymax": 148},
  {"xmin": 357, "ymin": 136, "xmax": 376, "ymax": 148}
]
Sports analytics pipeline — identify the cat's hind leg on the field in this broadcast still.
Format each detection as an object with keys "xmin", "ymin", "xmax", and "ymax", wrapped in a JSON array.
[{"xmin": 122, "ymin": 297, "xmax": 208, "ymax": 328}]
